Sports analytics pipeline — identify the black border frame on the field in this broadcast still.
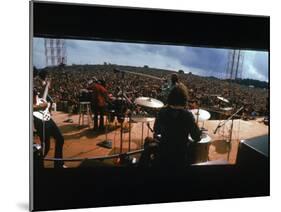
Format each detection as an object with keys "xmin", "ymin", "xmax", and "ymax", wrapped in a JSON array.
[{"xmin": 30, "ymin": 1, "xmax": 270, "ymax": 211}]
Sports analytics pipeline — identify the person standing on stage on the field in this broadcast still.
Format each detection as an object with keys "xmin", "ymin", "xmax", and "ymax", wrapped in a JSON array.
[
  {"xmin": 33, "ymin": 68, "xmax": 66, "ymax": 168},
  {"xmin": 153, "ymin": 83, "xmax": 202, "ymax": 168},
  {"xmin": 90, "ymin": 79, "xmax": 110, "ymax": 131},
  {"xmin": 161, "ymin": 73, "xmax": 180, "ymax": 104}
]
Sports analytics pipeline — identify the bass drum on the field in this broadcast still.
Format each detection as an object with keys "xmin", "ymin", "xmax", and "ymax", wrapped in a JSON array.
[{"xmin": 188, "ymin": 134, "xmax": 212, "ymax": 164}]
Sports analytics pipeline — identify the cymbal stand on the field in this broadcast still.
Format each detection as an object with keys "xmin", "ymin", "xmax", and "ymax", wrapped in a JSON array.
[
  {"xmin": 196, "ymin": 107, "xmax": 200, "ymax": 125},
  {"xmin": 100, "ymin": 109, "xmax": 113, "ymax": 148},
  {"xmin": 114, "ymin": 69, "xmax": 134, "ymax": 153},
  {"xmin": 113, "ymin": 121, "xmax": 117, "ymax": 154},
  {"xmin": 141, "ymin": 122, "xmax": 144, "ymax": 147},
  {"xmin": 124, "ymin": 94, "xmax": 137, "ymax": 152},
  {"xmin": 227, "ymin": 117, "xmax": 234, "ymax": 161},
  {"xmin": 214, "ymin": 106, "xmax": 244, "ymax": 135},
  {"xmin": 213, "ymin": 106, "xmax": 244, "ymax": 161},
  {"xmin": 195, "ymin": 100, "xmax": 205, "ymax": 130}
]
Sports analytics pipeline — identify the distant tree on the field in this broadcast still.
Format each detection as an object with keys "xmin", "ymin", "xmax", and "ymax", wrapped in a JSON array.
[
  {"xmin": 104, "ymin": 62, "xmax": 107, "ymax": 65},
  {"xmin": 144, "ymin": 65, "xmax": 149, "ymax": 68},
  {"xmin": 178, "ymin": 69, "xmax": 184, "ymax": 74},
  {"xmin": 226, "ymin": 78, "xmax": 268, "ymax": 89}
]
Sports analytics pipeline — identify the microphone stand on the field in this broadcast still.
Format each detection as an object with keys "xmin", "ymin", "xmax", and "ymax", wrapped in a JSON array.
[
  {"xmin": 213, "ymin": 106, "xmax": 243, "ymax": 161},
  {"xmin": 119, "ymin": 71, "xmax": 125, "ymax": 154},
  {"xmin": 196, "ymin": 107, "xmax": 200, "ymax": 125},
  {"xmin": 113, "ymin": 67, "xmax": 163, "ymax": 152},
  {"xmin": 114, "ymin": 68, "xmax": 130, "ymax": 154},
  {"xmin": 122, "ymin": 92, "xmax": 134, "ymax": 152},
  {"xmin": 99, "ymin": 107, "xmax": 113, "ymax": 149},
  {"xmin": 227, "ymin": 117, "xmax": 234, "ymax": 161},
  {"xmin": 213, "ymin": 106, "xmax": 243, "ymax": 135}
]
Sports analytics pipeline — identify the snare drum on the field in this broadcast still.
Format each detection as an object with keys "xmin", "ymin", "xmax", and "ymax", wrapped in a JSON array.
[{"xmin": 188, "ymin": 134, "xmax": 212, "ymax": 164}]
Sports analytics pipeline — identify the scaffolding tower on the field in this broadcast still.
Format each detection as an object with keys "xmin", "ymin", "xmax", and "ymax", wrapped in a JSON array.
[
  {"xmin": 225, "ymin": 49, "xmax": 244, "ymax": 80},
  {"xmin": 44, "ymin": 39, "xmax": 67, "ymax": 67}
]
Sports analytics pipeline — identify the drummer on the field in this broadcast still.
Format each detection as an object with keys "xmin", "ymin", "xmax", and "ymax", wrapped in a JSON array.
[{"xmin": 153, "ymin": 83, "xmax": 202, "ymax": 168}]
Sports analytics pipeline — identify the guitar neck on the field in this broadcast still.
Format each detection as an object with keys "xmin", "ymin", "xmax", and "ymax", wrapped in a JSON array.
[{"xmin": 42, "ymin": 81, "xmax": 50, "ymax": 101}]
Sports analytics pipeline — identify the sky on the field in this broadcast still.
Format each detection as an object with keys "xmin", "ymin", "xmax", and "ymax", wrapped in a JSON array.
[{"xmin": 33, "ymin": 38, "xmax": 269, "ymax": 82}]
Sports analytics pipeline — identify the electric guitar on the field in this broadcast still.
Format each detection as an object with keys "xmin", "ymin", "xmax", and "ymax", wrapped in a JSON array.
[{"xmin": 33, "ymin": 80, "xmax": 51, "ymax": 121}]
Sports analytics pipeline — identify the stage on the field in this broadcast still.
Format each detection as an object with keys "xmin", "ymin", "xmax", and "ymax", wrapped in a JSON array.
[{"xmin": 34, "ymin": 111, "xmax": 268, "ymax": 168}]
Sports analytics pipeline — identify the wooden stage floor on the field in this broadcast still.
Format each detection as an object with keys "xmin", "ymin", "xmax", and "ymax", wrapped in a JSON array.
[{"xmin": 33, "ymin": 112, "xmax": 268, "ymax": 168}]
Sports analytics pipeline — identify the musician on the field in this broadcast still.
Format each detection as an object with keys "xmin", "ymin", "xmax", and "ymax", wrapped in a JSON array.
[
  {"xmin": 33, "ymin": 68, "xmax": 66, "ymax": 168},
  {"xmin": 170, "ymin": 73, "xmax": 179, "ymax": 87},
  {"xmin": 153, "ymin": 83, "xmax": 202, "ymax": 168},
  {"xmin": 89, "ymin": 79, "xmax": 110, "ymax": 131},
  {"xmin": 161, "ymin": 73, "xmax": 180, "ymax": 103}
]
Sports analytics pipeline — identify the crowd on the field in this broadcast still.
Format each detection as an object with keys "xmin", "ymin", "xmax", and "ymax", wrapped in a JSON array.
[{"xmin": 35, "ymin": 64, "xmax": 269, "ymax": 118}]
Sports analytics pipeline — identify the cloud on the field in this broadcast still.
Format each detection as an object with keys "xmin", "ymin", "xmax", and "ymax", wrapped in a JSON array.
[
  {"xmin": 243, "ymin": 51, "xmax": 268, "ymax": 82},
  {"xmin": 33, "ymin": 38, "xmax": 268, "ymax": 81},
  {"xmin": 33, "ymin": 38, "xmax": 45, "ymax": 68}
]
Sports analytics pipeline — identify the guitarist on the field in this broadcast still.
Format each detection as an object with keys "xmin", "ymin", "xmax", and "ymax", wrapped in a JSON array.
[{"xmin": 33, "ymin": 68, "xmax": 66, "ymax": 168}]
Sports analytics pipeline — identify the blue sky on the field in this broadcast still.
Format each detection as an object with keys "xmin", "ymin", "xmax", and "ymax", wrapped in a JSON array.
[{"xmin": 33, "ymin": 38, "xmax": 269, "ymax": 82}]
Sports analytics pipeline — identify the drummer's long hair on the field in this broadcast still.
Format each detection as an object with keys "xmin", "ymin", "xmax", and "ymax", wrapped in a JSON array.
[{"xmin": 167, "ymin": 83, "xmax": 188, "ymax": 107}]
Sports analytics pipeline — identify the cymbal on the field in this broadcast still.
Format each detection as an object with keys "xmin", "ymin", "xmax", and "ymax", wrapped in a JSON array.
[
  {"xmin": 217, "ymin": 96, "xmax": 229, "ymax": 103},
  {"xmin": 134, "ymin": 97, "xmax": 164, "ymax": 108},
  {"xmin": 190, "ymin": 109, "xmax": 211, "ymax": 121},
  {"xmin": 189, "ymin": 134, "xmax": 212, "ymax": 144},
  {"xmin": 131, "ymin": 116, "xmax": 155, "ymax": 123},
  {"xmin": 221, "ymin": 107, "xmax": 233, "ymax": 111}
]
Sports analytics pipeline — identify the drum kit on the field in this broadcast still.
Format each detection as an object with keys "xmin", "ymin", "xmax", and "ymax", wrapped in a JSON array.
[
  {"xmin": 131, "ymin": 97, "xmax": 162, "ymax": 148},
  {"xmin": 217, "ymin": 96, "xmax": 230, "ymax": 103},
  {"xmin": 96, "ymin": 68, "xmax": 234, "ymax": 164},
  {"xmin": 190, "ymin": 109, "xmax": 211, "ymax": 123},
  {"xmin": 188, "ymin": 95, "xmax": 236, "ymax": 163},
  {"xmin": 221, "ymin": 107, "xmax": 233, "ymax": 111},
  {"xmin": 131, "ymin": 97, "xmax": 214, "ymax": 162},
  {"xmin": 131, "ymin": 95, "xmax": 243, "ymax": 164},
  {"xmin": 96, "ymin": 85, "xmax": 233, "ymax": 163},
  {"xmin": 216, "ymin": 96, "xmax": 234, "ymax": 113},
  {"xmin": 188, "ymin": 133, "xmax": 212, "ymax": 163},
  {"xmin": 134, "ymin": 97, "xmax": 164, "ymax": 109},
  {"xmin": 102, "ymin": 93, "xmax": 216, "ymax": 158},
  {"xmin": 187, "ymin": 108, "xmax": 212, "ymax": 163}
]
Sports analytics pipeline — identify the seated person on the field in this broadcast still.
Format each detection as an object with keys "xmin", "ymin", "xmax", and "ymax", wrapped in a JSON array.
[{"xmin": 153, "ymin": 84, "xmax": 202, "ymax": 168}]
